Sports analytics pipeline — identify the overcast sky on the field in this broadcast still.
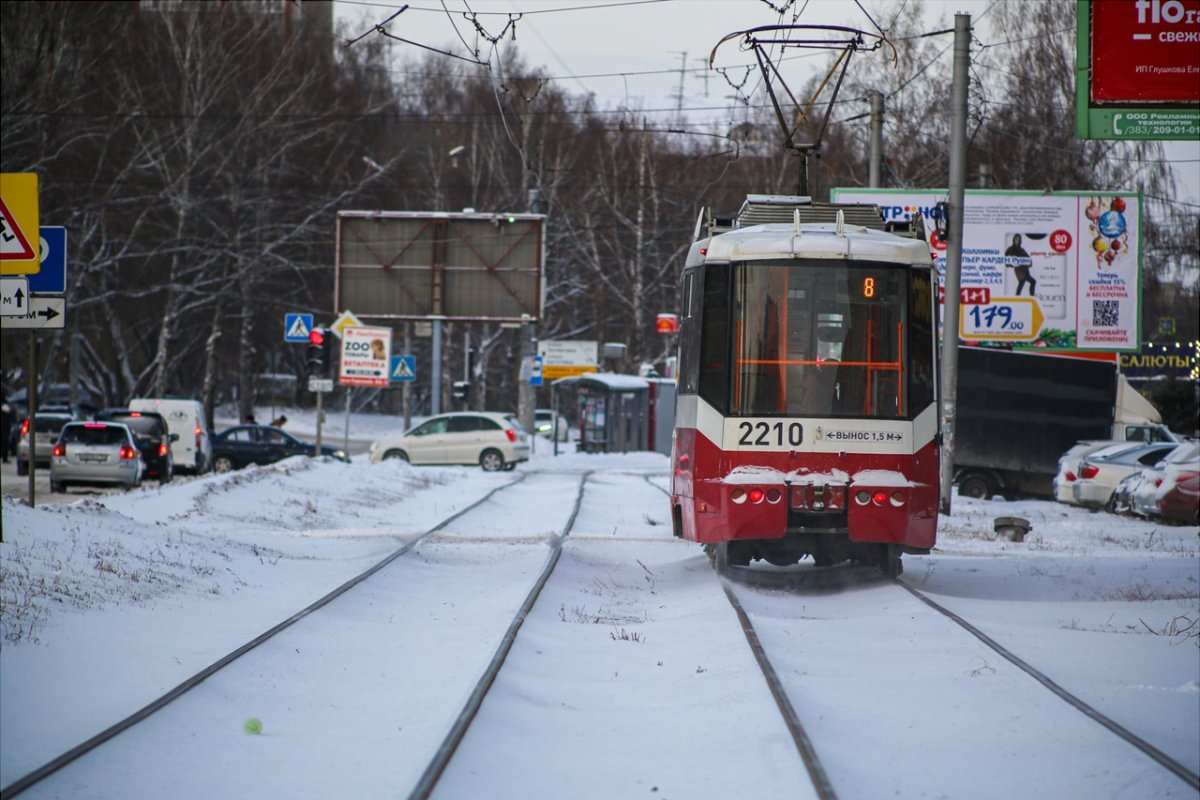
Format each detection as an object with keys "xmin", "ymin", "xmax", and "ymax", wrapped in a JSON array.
[{"xmin": 333, "ymin": 0, "xmax": 1198, "ymax": 204}]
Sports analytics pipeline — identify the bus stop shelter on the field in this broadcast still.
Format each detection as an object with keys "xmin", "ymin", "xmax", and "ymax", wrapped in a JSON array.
[{"xmin": 551, "ymin": 373, "xmax": 675, "ymax": 455}]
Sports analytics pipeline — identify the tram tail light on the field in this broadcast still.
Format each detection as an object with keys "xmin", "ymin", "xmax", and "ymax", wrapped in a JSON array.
[
  {"xmin": 731, "ymin": 488, "xmax": 747, "ymax": 504},
  {"xmin": 748, "ymin": 489, "xmax": 765, "ymax": 504},
  {"xmin": 855, "ymin": 489, "xmax": 908, "ymax": 507}
]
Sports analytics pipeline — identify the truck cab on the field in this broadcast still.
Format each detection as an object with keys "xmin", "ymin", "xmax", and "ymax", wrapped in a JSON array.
[{"xmin": 1113, "ymin": 376, "xmax": 1181, "ymax": 444}]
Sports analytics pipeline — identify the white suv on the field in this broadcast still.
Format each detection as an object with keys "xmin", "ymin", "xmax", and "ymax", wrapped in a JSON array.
[
  {"xmin": 369, "ymin": 412, "xmax": 530, "ymax": 471},
  {"xmin": 128, "ymin": 397, "xmax": 212, "ymax": 473}
]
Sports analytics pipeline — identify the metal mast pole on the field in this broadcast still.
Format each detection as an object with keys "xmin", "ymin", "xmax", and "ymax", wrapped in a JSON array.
[
  {"xmin": 868, "ymin": 91, "xmax": 884, "ymax": 188},
  {"xmin": 939, "ymin": 13, "xmax": 971, "ymax": 515}
]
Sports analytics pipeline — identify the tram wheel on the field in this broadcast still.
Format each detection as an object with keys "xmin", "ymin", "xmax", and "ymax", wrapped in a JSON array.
[
  {"xmin": 877, "ymin": 545, "xmax": 903, "ymax": 578},
  {"xmin": 711, "ymin": 541, "xmax": 750, "ymax": 574},
  {"xmin": 714, "ymin": 541, "xmax": 732, "ymax": 573}
]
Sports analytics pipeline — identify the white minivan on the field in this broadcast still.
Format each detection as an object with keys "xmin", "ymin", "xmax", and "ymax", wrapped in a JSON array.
[{"xmin": 128, "ymin": 397, "xmax": 212, "ymax": 474}]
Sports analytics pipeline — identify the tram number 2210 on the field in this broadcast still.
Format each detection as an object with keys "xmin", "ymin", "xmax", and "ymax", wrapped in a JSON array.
[{"xmin": 737, "ymin": 421, "xmax": 804, "ymax": 447}]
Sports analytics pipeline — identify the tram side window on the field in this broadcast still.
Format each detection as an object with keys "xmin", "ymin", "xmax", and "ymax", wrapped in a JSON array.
[
  {"xmin": 678, "ymin": 269, "xmax": 701, "ymax": 395},
  {"xmin": 908, "ymin": 268, "xmax": 935, "ymax": 415},
  {"xmin": 697, "ymin": 265, "xmax": 730, "ymax": 414}
]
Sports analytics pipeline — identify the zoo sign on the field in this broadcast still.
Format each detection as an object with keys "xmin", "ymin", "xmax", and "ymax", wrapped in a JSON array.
[{"xmin": 339, "ymin": 325, "xmax": 392, "ymax": 388}]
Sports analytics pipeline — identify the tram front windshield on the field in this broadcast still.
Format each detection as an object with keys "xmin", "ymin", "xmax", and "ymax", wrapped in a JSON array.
[{"xmin": 731, "ymin": 261, "xmax": 929, "ymax": 419}]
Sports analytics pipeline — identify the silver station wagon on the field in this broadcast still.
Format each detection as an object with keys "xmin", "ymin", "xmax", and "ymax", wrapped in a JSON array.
[{"xmin": 50, "ymin": 421, "xmax": 145, "ymax": 493}]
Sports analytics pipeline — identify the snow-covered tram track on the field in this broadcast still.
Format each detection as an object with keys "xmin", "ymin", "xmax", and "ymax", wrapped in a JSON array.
[
  {"xmin": 899, "ymin": 581, "xmax": 1200, "ymax": 793},
  {"xmin": 2, "ymin": 472, "xmax": 587, "ymax": 799},
  {"xmin": 424, "ymin": 471, "xmax": 823, "ymax": 800},
  {"xmin": 728, "ymin": 571, "xmax": 1198, "ymax": 800}
]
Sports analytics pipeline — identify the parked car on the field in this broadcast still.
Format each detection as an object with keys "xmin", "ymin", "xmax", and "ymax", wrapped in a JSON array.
[
  {"xmin": 16, "ymin": 412, "xmax": 76, "ymax": 475},
  {"xmin": 534, "ymin": 408, "xmax": 570, "ymax": 442},
  {"xmin": 1069, "ymin": 442, "xmax": 1177, "ymax": 510},
  {"xmin": 1131, "ymin": 442, "xmax": 1200, "ymax": 518},
  {"xmin": 368, "ymin": 412, "xmax": 530, "ymax": 471},
  {"xmin": 1157, "ymin": 464, "xmax": 1199, "ymax": 525},
  {"xmin": 50, "ymin": 421, "xmax": 144, "ymax": 492},
  {"xmin": 1108, "ymin": 470, "xmax": 1144, "ymax": 515},
  {"xmin": 94, "ymin": 409, "xmax": 177, "ymax": 484},
  {"xmin": 6, "ymin": 384, "xmax": 97, "ymax": 419},
  {"xmin": 210, "ymin": 424, "xmax": 349, "ymax": 472},
  {"xmin": 1153, "ymin": 446, "xmax": 1200, "ymax": 524},
  {"xmin": 128, "ymin": 397, "xmax": 212, "ymax": 474},
  {"xmin": 1053, "ymin": 440, "xmax": 1122, "ymax": 503}
]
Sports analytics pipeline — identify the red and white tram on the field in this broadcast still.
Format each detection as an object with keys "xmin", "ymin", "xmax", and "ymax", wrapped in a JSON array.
[{"xmin": 670, "ymin": 195, "xmax": 939, "ymax": 575}]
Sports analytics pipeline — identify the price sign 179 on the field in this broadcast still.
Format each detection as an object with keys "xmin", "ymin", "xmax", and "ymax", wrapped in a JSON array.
[{"xmin": 959, "ymin": 298, "xmax": 1043, "ymax": 341}]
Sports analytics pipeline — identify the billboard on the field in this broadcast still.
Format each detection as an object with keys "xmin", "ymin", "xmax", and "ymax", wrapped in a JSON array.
[
  {"xmin": 1075, "ymin": 0, "xmax": 1200, "ymax": 140},
  {"xmin": 339, "ymin": 325, "xmax": 392, "ymax": 388},
  {"xmin": 830, "ymin": 189, "xmax": 1142, "ymax": 352},
  {"xmin": 335, "ymin": 211, "xmax": 545, "ymax": 323}
]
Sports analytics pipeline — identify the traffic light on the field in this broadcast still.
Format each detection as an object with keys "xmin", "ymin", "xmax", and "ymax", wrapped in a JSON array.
[{"xmin": 307, "ymin": 328, "xmax": 329, "ymax": 378}]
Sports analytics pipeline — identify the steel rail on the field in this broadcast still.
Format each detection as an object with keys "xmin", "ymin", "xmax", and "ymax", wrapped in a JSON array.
[
  {"xmin": 649, "ymin": 466, "xmax": 1191, "ymax": 793},
  {"xmin": 0, "ymin": 475, "xmax": 528, "ymax": 800},
  {"xmin": 721, "ymin": 584, "xmax": 839, "ymax": 800},
  {"xmin": 899, "ymin": 581, "xmax": 1200, "ymax": 792},
  {"xmin": 644, "ymin": 475, "xmax": 836, "ymax": 800},
  {"xmin": 406, "ymin": 471, "xmax": 592, "ymax": 800}
]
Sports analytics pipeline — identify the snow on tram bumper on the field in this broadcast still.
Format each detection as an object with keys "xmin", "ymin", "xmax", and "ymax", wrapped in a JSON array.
[{"xmin": 696, "ymin": 464, "xmax": 937, "ymax": 546}]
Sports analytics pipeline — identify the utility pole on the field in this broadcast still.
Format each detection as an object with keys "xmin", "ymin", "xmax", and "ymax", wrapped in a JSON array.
[
  {"xmin": 402, "ymin": 321, "xmax": 412, "ymax": 429},
  {"xmin": 518, "ymin": 321, "xmax": 535, "ymax": 436},
  {"xmin": 694, "ymin": 57, "xmax": 710, "ymax": 98},
  {"xmin": 939, "ymin": 13, "xmax": 971, "ymax": 515},
  {"xmin": 671, "ymin": 51, "xmax": 688, "ymax": 116},
  {"xmin": 517, "ymin": 189, "xmax": 544, "ymax": 438},
  {"xmin": 868, "ymin": 91, "xmax": 884, "ymax": 188}
]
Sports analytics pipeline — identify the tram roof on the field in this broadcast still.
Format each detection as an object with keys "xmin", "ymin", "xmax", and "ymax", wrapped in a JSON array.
[{"xmin": 688, "ymin": 222, "xmax": 932, "ymax": 268}]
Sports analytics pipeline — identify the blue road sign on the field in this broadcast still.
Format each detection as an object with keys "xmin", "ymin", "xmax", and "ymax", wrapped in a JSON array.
[
  {"xmin": 284, "ymin": 313, "xmax": 314, "ymax": 342},
  {"xmin": 30, "ymin": 227, "xmax": 67, "ymax": 294},
  {"xmin": 391, "ymin": 355, "xmax": 416, "ymax": 382},
  {"xmin": 531, "ymin": 355, "xmax": 544, "ymax": 386}
]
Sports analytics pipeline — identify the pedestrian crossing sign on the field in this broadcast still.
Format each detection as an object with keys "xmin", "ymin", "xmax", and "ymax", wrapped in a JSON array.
[
  {"xmin": 284, "ymin": 313, "xmax": 313, "ymax": 342},
  {"xmin": 390, "ymin": 355, "xmax": 416, "ymax": 382}
]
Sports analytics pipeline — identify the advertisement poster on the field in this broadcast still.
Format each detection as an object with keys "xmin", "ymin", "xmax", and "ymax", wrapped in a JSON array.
[
  {"xmin": 1091, "ymin": 0, "xmax": 1200, "ymax": 104},
  {"xmin": 339, "ymin": 325, "xmax": 392, "ymax": 387},
  {"xmin": 830, "ymin": 189, "xmax": 1141, "ymax": 351}
]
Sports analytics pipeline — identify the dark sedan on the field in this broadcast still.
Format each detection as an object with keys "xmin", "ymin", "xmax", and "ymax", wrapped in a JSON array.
[
  {"xmin": 94, "ymin": 409, "xmax": 177, "ymax": 484},
  {"xmin": 210, "ymin": 424, "xmax": 350, "ymax": 472}
]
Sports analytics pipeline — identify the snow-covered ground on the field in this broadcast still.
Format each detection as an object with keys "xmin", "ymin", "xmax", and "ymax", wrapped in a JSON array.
[{"xmin": 1, "ymin": 442, "xmax": 1197, "ymax": 799}]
